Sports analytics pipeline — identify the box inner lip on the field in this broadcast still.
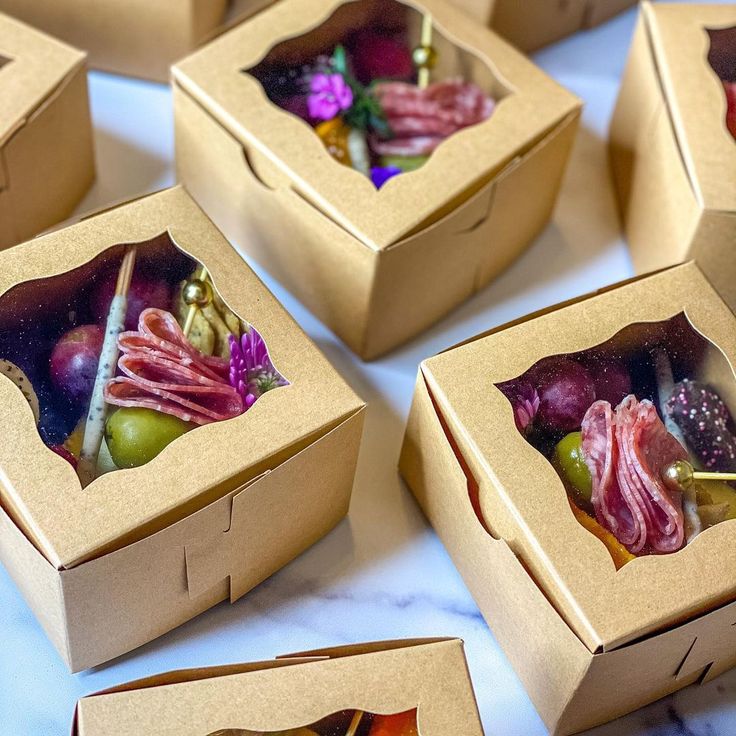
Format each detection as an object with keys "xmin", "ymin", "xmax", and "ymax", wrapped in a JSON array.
[
  {"xmin": 173, "ymin": 0, "xmax": 580, "ymax": 251},
  {"xmin": 643, "ymin": 2, "xmax": 736, "ymax": 213},
  {"xmin": 422, "ymin": 261, "xmax": 736, "ymax": 653}
]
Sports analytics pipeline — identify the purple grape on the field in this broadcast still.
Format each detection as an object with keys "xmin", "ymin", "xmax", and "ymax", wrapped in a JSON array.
[
  {"xmin": 535, "ymin": 359, "xmax": 596, "ymax": 433},
  {"xmin": 589, "ymin": 359, "xmax": 632, "ymax": 408}
]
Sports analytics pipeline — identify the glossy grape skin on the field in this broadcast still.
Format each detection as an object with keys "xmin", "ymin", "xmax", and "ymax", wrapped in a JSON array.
[
  {"xmin": 49, "ymin": 325, "xmax": 104, "ymax": 405},
  {"xmin": 90, "ymin": 271, "xmax": 170, "ymax": 332},
  {"xmin": 535, "ymin": 359, "xmax": 596, "ymax": 433},
  {"xmin": 105, "ymin": 408, "xmax": 193, "ymax": 468},
  {"xmin": 589, "ymin": 359, "xmax": 632, "ymax": 408}
]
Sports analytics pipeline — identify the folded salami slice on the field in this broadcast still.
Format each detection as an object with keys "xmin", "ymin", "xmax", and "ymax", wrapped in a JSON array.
[
  {"xmin": 372, "ymin": 79, "xmax": 495, "ymax": 157},
  {"xmin": 582, "ymin": 395, "xmax": 687, "ymax": 555},
  {"xmin": 104, "ymin": 308, "xmax": 243, "ymax": 425}
]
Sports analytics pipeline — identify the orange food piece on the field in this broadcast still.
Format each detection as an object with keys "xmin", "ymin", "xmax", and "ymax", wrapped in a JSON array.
[
  {"xmin": 369, "ymin": 711, "xmax": 419, "ymax": 736},
  {"xmin": 315, "ymin": 117, "xmax": 352, "ymax": 167},
  {"xmin": 569, "ymin": 500, "xmax": 636, "ymax": 569}
]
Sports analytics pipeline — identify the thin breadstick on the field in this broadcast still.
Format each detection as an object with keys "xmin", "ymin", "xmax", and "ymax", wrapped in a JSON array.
[{"xmin": 77, "ymin": 248, "xmax": 136, "ymax": 486}]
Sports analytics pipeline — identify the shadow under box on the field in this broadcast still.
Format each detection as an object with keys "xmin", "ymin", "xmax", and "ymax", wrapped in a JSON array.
[
  {"xmin": 0, "ymin": 232, "xmax": 288, "ymax": 488},
  {"xmin": 208, "ymin": 708, "xmax": 418, "ymax": 735},
  {"xmin": 497, "ymin": 313, "xmax": 736, "ymax": 569},
  {"xmin": 707, "ymin": 25, "xmax": 736, "ymax": 140},
  {"xmin": 245, "ymin": 0, "xmax": 512, "ymax": 189},
  {"xmin": 0, "ymin": 53, "xmax": 11, "ymax": 70}
]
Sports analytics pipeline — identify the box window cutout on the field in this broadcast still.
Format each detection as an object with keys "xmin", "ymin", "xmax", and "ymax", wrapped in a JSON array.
[
  {"xmin": 707, "ymin": 26, "xmax": 736, "ymax": 140},
  {"xmin": 206, "ymin": 708, "xmax": 419, "ymax": 735},
  {"xmin": 0, "ymin": 232, "xmax": 288, "ymax": 488},
  {"xmin": 245, "ymin": 0, "xmax": 510, "ymax": 189},
  {"xmin": 496, "ymin": 314, "xmax": 736, "ymax": 568},
  {"xmin": 0, "ymin": 54, "xmax": 11, "ymax": 71}
]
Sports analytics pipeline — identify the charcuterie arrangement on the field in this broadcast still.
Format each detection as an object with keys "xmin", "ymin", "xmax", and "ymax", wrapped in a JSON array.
[
  {"xmin": 708, "ymin": 25, "xmax": 736, "ymax": 140},
  {"xmin": 498, "ymin": 316, "xmax": 736, "ymax": 567},
  {"xmin": 207, "ymin": 709, "xmax": 418, "ymax": 736},
  {"xmin": 0, "ymin": 244, "xmax": 287, "ymax": 486},
  {"xmin": 250, "ymin": 4, "xmax": 495, "ymax": 188}
]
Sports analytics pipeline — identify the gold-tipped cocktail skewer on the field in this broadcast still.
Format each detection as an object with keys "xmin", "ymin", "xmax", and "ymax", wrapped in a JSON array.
[
  {"xmin": 662, "ymin": 460, "xmax": 736, "ymax": 492},
  {"xmin": 182, "ymin": 265, "xmax": 213, "ymax": 338},
  {"xmin": 413, "ymin": 13, "xmax": 437, "ymax": 89}
]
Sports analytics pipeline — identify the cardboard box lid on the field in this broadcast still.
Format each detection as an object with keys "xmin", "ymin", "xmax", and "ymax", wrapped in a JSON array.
[
  {"xmin": 643, "ymin": 2, "xmax": 736, "ymax": 214},
  {"xmin": 0, "ymin": 186, "xmax": 364, "ymax": 570},
  {"xmin": 0, "ymin": 11, "xmax": 85, "ymax": 147},
  {"xmin": 421, "ymin": 262, "xmax": 736, "ymax": 653},
  {"xmin": 73, "ymin": 638, "xmax": 485, "ymax": 735},
  {"xmin": 173, "ymin": 0, "xmax": 580, "ymax": 251}
]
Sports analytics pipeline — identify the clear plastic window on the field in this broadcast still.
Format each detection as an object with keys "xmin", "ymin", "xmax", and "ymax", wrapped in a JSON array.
[
  {"xmin": 245, "ymin": 0, "xmax": 507, "ymax": 188},
  {"xmin": 0, "ymin": 233, "xmax": 287, "ymax": 487},
  {"xmin": 497, "ymin": 315, "xmax": 736, "ymax": 567}
]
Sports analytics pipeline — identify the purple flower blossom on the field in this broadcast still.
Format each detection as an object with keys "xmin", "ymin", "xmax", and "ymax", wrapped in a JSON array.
[
  {"xmin": 370, "ymin": 165, "xmax": 403, "ymax": 189},
  {"xmin": 498, "ymin": 379, "xmax": 540, "ymax": 436},
  {"xmin": 228, "ymin": 328, "xmax": 288, "ymax": 411},
  {"xmin": 308, "ymin": 73, "xmax": 353, "ymax": 121}
]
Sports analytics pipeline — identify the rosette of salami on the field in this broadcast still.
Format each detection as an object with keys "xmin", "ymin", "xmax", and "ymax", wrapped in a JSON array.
[
  {"xmin": 105, "ymin": 309, "xmax": 244, "ymax": 425},
  {"xmin": 582, "ymin": 396, "xmax": 688, "ymax": 555}
]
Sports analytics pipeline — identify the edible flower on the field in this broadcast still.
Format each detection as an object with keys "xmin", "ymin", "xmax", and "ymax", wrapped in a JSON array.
[
  {"xmin": 228, "ymin": 329, "xmax": 289, "ymax": 409},
  {"xmin": 308, "ymin": 73, "xmax": 353, "ymax": 121}
]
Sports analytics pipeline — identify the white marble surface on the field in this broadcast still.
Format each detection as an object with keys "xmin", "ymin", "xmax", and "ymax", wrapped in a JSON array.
[{"xmin": 2, "ymin": 3, "xmax": 736, "ymax": 734}]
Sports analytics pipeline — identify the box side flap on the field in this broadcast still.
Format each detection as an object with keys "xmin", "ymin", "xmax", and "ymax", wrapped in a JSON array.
[{"xmin": 399, "ymin": 371, "xmax": 591, "ymax": 731}]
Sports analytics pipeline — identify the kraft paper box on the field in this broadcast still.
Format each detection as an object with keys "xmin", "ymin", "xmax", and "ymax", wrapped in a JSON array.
[
  {"xmin": 72, "ymin": 639, "xmax": 484, "ymax": 736},
  {"xmin": 400, "ymin": 262, "xmax": 736, "ymax": 735},
  {"xmin": 0, "ymin": 0, "xmax": 232, "ymax": 82},
  {"xmin": 451, "ymin": 0, "xmax": 637, "ymax": 51},
  {"xmin": 610, "ymin": 3, "xmax": 736, "ymax": 313},
  {"xmin": 0, "ymin": 12, "xmax": 95, "ymax": 250},
  {"xmin": 0, "ymin": 186, "xmax": 365, "ymax": 673},
  {"xmin": 173, "ymin": 0, "xmax": 581, "ymax": 360}
]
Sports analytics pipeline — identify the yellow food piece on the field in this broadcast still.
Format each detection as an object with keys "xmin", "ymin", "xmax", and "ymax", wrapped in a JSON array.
[
  {"xmin": 569, "ymin": 500, "xmax": 636, "ymax": 569},
  {"xmin": 316, "ymin": 117, "xmax": 352, "ymax": 167},
  {"xmin": 64, "ymin": 418, "xmax": 85, "ymax": 458},
  {"xmin": 175, "ymin": 276, "xmax": 242, "ymax": 358},
  {"xmin": 696, "ymin": 481, "xmax": 736, "ymax": 522}
]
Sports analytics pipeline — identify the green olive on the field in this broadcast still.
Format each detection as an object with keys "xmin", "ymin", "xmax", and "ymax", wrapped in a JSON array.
[
  {"xmin": 105, "ymin": 407, "xmax": 194, "ymax": 469},
  {"xmin": 553, "ymin": 432, "xmax": 593, "ymax": 502}
]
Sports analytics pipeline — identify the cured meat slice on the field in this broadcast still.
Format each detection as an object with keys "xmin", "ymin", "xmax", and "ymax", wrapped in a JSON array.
[
  {"xmin": 104, "ymin": 308, "xmax": 243, "ymax": 425},
  {"xmin": 372, "ymin": 79, "xmax": 495, "ymax": 156},
  {"xmin": 582, "ymin": 395, "xmax": 687, "ymax": 555}
]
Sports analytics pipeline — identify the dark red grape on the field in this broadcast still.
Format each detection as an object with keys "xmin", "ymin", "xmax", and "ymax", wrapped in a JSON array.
[
  {"xmin": 589, "ymin": 359, "xmax": 632, "ymax": 408},
  {"xmin": 91, "ymin": 271, "xmax": 171, "ymax": 332},
  {"xmin": 536, "ymin": 359, "xmax": 596, "ymax": 432},
  {"xmin": 50, "ymin": 325, "xmax": 104, "ymax": 405}
]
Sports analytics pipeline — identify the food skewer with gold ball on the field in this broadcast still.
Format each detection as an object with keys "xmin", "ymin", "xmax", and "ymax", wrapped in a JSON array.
[
  {"xmin": 662, "ymin": 460, "xmax": 736, "ymax": 492},
  {"xmin": 182, "ymin": 265, "xmax": 214, "ymax": 338},
  {"xmin": 412, "ymin": 13, "xmax": 437, "ymax": 89},
  {"xmin": 77, "ymin": 247, "xmax": 137, "ymax": 486}
]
